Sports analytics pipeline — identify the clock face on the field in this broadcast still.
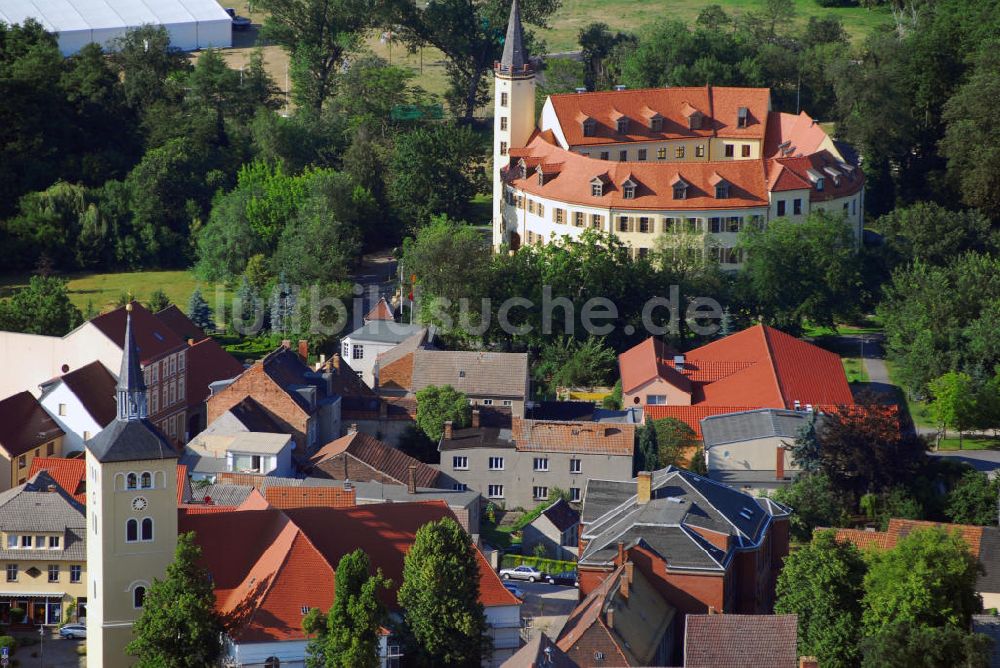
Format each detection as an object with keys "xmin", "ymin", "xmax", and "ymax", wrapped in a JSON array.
[{"xmin": 132, "ymin": 496, "xmax": 148, "ymax": 512}]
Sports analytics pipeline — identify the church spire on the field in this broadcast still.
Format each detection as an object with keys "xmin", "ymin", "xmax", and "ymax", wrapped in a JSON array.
[
  {"xmin": 116, "ymin": 302, "xmax": 148, "ymax": 421},
  {"xmin": 499, "ymin": 0, "xmax": 530, "ymax": 74}
]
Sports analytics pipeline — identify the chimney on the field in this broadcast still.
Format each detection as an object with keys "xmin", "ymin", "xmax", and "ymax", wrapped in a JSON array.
[
  {"xmin": 407, "ymin": 465, "xmax": 417, "ymax": 495},
  {"xmin": 616, "ymin": 540, "xmax": 625, "ymax": 565},
  {"xmin": 799, "ymin": 658, "xmax": 819, "ymax": 668},
  {"xmin": 605, "ymin": 607, "xmax": 614, "ymax": 629},
  {"xmin": 637, "ymin": 470, "xmax": 652, "ymax": 505},
  {"xmin": 472, "ymin": 409, "xmax": 480, "ymax": 429},
  {"xmin": 187, "ymin": 338, "xmax": 195, "ymax": 346},
  {"xmin": 443, "ymin": 420, "xmax": 454, "ymax": 440},
  {"xmin": 621, "ymin": 562, "xmax": 633, "ymax": 599},
  {"xmin": 297, "ymin": 339, "xmax": 308, "ymax": 362},
  {"xmin": 319, "ymin": 353, "xmax": 326, "ymax": 365},
  {"xmin": 794, "ymin": 399, "xmax": 801, "ymax": 411},
  {"xmin": 46, "ymin": 485, "xmax": 57, "ymax": 493},
  {"xmin": 708, "ymin": 605, "xmax": 717, "ymax": 615},
  {"xmin": 281, "ymin": 339, "xmax": 291, "ymax": 349},
  {"xmin": 348, "ymin": 423, "xmax": 358, "ymax": 434},
  {"xmin": 776, "ymin": 446, "xmax": 785, "ymax": 480},
  {"xmin": 673, "ymin": 354, "xmax": 685, "ymax": 370},
  {"xmin": 332, "ymin": 352, "xmax": 341, "ymax": 370}
]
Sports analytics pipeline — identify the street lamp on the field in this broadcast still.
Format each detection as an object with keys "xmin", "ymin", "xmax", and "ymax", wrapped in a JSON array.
[{"xmin": 38, "ymin": 624, "xmax": 43, "ymax": 667}]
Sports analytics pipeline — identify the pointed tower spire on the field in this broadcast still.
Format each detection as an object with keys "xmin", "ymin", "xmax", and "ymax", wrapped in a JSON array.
[
  {"xmin": 116, "ymin": 302, "xmax": 148, "ymax": 422},
  {"xmin": 499, "ymin": 0, "xmax": 530, "ymax": 74}
]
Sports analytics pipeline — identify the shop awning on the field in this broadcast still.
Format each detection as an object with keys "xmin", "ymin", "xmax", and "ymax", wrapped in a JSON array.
[{"xmin": 0, "ymin": 592, "xmax": 65, "ymax": 598}]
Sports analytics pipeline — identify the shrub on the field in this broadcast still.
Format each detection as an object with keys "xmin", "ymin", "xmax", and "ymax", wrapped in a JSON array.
[
  {"xmin": 0, "ymin": 636, "xmax": 14, "ymax": 655},
  {"xmin": 8, "ymin": 608, "xmax": 24, "ymax": 624}
]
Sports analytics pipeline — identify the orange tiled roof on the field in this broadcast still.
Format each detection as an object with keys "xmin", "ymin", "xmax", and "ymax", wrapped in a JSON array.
[
  {"xmin": 309, "ymin": 431, "xmax": 441, "ymax": 488},
  {"xmin": 364, "ymin": 297, "xmax": 395, "ymax": 322},
  {"xmin": 829, "ymin": 528, "xmax": 894, "ymax": 551},
  {"xmin": 832, "ymin": 519, "xmax": 986, "ymax": 557},
  {"xmin": 771, "ymin": 151, "xmax": 863, "ymax": 203},
  {"xmin": 763, "ymin": 110, "xmax": 832, "ymax": 159},
  {"xmin": 548, "ymin": 86, "xmax": 770, "ymax": 146},
  {"xmin": 264, "ymin": 486, "xmax": 357, "ymax": 509},
  {"xmin": 30, "ymin": 456, "xmax": 189, "ymax": 504},
  {"xmin": 507, "ymin": 134, "xmax": 770, "ymax": 211},
  {"xmin": 511, "ymin": 418, "xmax": 635, "ymax": 456},
  {"xmin": 643, "ymin": 405, "xmax": 758, "ymax": 438}
]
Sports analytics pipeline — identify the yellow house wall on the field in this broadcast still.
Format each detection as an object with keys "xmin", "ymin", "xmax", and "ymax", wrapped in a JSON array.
[{"xmin": 1, "ymin": 436, "xmax": 64, "ymax": 492}]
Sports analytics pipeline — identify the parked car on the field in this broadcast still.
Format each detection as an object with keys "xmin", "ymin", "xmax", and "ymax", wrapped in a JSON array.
[
  {"xmin": 502, "ymin": 582, "xmax": 524, "ymax": 599},
  {"xmin": 224, "ymin": 8, "xmax": 252, "ymax": 30},
  {"xmin": 499, "ymin": 565, "xmax": 547, "ymax": 582},
  {"xmin": 546, "ymin": 570, "xmax": 579, "ymax": 587},
  {"xmin": 59, "ymin": 623, "xmax": 86, "ymax": 639}
]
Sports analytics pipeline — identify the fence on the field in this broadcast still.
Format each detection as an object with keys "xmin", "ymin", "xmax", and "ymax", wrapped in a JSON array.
[{"xmin": 501, "ymin": 554, "xmax": 576, "ymax": 574}]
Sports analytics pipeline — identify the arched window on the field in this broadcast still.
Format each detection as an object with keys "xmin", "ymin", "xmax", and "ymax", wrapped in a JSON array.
[
  {"xmin": 133, "ymin": 586, "xmax": 146, "ymax": 608},
  {"xmin": 141, "ymin": 518, "xmax": 153, "ymax": 542},
  {"xmin": 264, "ymin": 658, "xmax": 280, "ymax": 668},
  {"xmin": 126, "ymin": 519, "xmax": 138, "ymax": 542},
  {"xmin": 126, "ymin": 473, "xmax": 137, "ymax": 490},
  {"xmin": 139, "ymin": 472, "xmax": 152, "ymax": 489}
]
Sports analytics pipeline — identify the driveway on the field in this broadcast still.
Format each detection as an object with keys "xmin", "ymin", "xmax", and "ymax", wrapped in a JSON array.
[
  {"xmin": 11, "ymin": 629, "xmax": 85, "ymax": 668},
  {"xmin": 930, "ymin": 450, "xmax": 1000, "ymax": 477},
  {"xmin": 517, "ymin": 581, "xmax": 580, "ymax": 641}
]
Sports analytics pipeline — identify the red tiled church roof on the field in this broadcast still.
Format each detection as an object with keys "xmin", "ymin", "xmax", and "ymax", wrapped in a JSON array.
[{"xmin": 30, "ymin": 456, "xmax": 189, "ymax": 504}]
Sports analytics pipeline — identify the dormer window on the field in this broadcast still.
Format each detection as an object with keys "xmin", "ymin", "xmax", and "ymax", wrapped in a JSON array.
[
  {"xmin": 582, "ymin": 118, "xmax": 596, "ymax": 137},
  {"xmin": 737, "ymin": 107, "xmax": 749, "ymax": 128},
  {"xmin": 616, "ymin": 118, "xmax": 629, "ymax": 134},
  {"xmin": 591, "ymin": 178, "xmax": 604, "ymax": 197},
  {"xmin": 650, "ymin": 116, "xmax": 663, "ymax": 132},
  {"xmin": 715, "ymin": 183, "xmax": 730, "ymax": 199},
  {"xmin": 815, "ymin": 177, "xmax": 824, "ymax": 191},
  {"xmin": 537, "ymin": 170, "xmax": 544, "ymax": 186},
  {"xmin": 622, "ymin": 179, "xmax": 637, "ymax": 199},
  {"xmin": 673, "ymin": 183, "xmax": 688, "ymax": 200},
  {"xmin": 518, "ymin": 160, "xmax": 527, "ymax": 180},
  {"xmin": 688, "ymin": 112, "xmax": 703, "ymax": 130}
]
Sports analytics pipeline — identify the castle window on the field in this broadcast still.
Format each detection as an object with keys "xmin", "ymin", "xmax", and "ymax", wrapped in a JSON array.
[
  {"xmin": 599, "ymin": 151, "xmax": 609, "ymax": 161},
  {"xmin": 709, "ymin": 217, "xmax": 722, "ymax": 233},
  {"xmin": 622, "ymin": 182, "xmax": 636, "ymax": 199},
  {"xmin": 140, "ymin": 472, "xmax": 152, "ymax": 489},
  {"xmin": 741, "ymin": 144, "xmax": 751, "ymax": 158},
  {"xmin": 639, "ymin": 217, "xmax": 651, "ymax": 233},
  {"xmin": 554, "ymin": 209, "xmax": 565, "ymax": 224},
  {"xmin": 715, "ymin": 183, "xmax": 731, "ymax": 199},
  {"xmin": 619, "ymin": 150, "xmax": 627, "ymax": 162},
  {"xmin": 724, "ymin": 144, "xmax": 735, "ymax": 158},
  {"xmin": 616, "ymin": 118, "xmax": 629, "ymax": 134},
  {"xmin": 141, "ymin": 518, "xmax": 153, "ymax": 542},
  {"xmin": 126, "ymin": 519, "xmax": 138, "ymax": 543},
  {"xmin": 574, "ymin": 212, "xmax": 585, "ymax": 227},
  {"xmin": 675, "ymin": 146, "xmax": 685, "ymax": 159},
  {"xmin": 618, "ymin": 216, "xmax": 629, "ymax": 232},
  {"xmin": 737, "ymin": 107, "xmax": 749, "ymax": 128},
  {"xmin": 591, "ymin": 214, "xmax": 603, "ymax": 229},
  {"xmin": 696, "ymin": 145, "xmax": 705, "ymax": 158},
  {"xmin": 133, "ymin": 586, "xmax": 146, "ymax": 608},
  {"xmin": 673, "ymin": 184, "xmax": 688, "ymax": 200},
  {"xmin": 500, "ymin": 141, "xmax": 507, "ymax": 156},
  {"xmin": 591, "ymin": 182, "xmax": 604, "ymax": 197},
  {"xmin": 657, "ymin": 148, "xmax": 666, "ymax": 160},
  {"xmin": 582, "ymin": 119, "xmax": 596, "ymax": 137},
  {"xmin": 650, "ymin": 117, "xmax": 663, "ymax": 132},
  {"xmin": 637, "ymin": 149, "xmax": 647, "ymax": 161},
  {"xmin": 500, "ymin": 92, "xmax": 508, "ymax": 107},
  {"xmin": 500, "ymin": 116, "xmax": 508, "ymax": 131},
  {"xmin": 688, "ymin": 112, "xmax": 703, "ymax": 130}
]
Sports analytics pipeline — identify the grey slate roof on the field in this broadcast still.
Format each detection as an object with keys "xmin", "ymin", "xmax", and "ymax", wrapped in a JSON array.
[
  {"xmin": 499, "ymin": 0, "xmax": 529, "ymax": 73},
  {"xmin": 86, "ymin": 419, "xmax": 178, "ymax": 463},
  {"xmin": 347, "ymin": 321, "xmax": 426, "ymax": 345},
  {"xmin": 0, "ymin": 472, "xmax": 86, "ymax": 561},
  {"xmin": 411, "ymin": 350, "xmax": 528, "ymax": 398},
  {"xmin": 978, "ymin": 527, "xmax": 1000, "ymax": 594},
  {"xmin": 540, "ymin": 497, "xmax": 580, "ymax": 532},
  {"xmin": 700, "ymin": 408, "xmax": 812, "ymax": 448},
  {"xmin": 708, "ymin": 469, "xmax": 795, "ymax": 490},
  {"xmin": 579, "ymin": 467, "xmax": 790, "ymax": 571},
  {"xmin": 188, "ymin": 483, "xmax": 256, "ymax": 506}
]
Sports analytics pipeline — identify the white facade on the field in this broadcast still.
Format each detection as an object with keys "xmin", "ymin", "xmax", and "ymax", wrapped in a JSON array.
[
  {"xmin": 486, "ymin": 604, "xmax": 523, "ymax": 667},
  {"xmin": 0, "ymin": 0, "xmax": 232, "ymax": 56},
  {"xmin": 38, "ymin": 379, "xmax": 106, "ymax": 454},
  {"xmin": 0, "ymin": 325, "xmax": 121, "ymax": 401},
  {"xmin": 340, "ymin": 335, "xmax": 396, "ymax": 388},
  {"xmin": 492, "ymin": 64, "xmax": 536, "ymax": 249}
]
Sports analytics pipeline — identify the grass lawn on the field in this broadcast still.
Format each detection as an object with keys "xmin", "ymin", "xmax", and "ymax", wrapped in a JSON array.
[
  {"xmin": 842, "ymin": 357, "xmax": 869, "ymax": 384},
  {"xmin": 0, "ymin": 270, "xmax": 228, "ymax": 316},
  {"xmin": 937, "ymin": 435, "xmax": 1000, "ymax": 451},
  {"xmin": 882, "ymin": 357, "xmax": 936, "ymax": 430}
]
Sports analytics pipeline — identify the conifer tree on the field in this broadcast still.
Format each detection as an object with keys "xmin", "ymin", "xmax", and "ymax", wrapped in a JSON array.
[{"xmin": 187, "ymin": 287, "xmax": 214, "ymax": 330}]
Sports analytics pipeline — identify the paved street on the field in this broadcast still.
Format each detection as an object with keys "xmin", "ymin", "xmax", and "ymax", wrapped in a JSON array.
[
  {"xmin": 515, "ymin": 581, "xmax": 580, "ymax": 642},
  {"xmin": 11, "ymin": 630, "xmax": 85, "ymax": 668}
]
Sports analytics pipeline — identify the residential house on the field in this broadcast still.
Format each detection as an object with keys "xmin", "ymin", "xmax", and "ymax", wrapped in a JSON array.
[
  {"xmin": 701, "ymin": 408, "xmax": 815, "ymax": 494},
  {"xmin": 0, "ymin": 392, "xmax": 65, "ymax": 491},
  {"xmin": 341, "ymin": 318, "xmax": 427, "ymax": 388},
  {"xmin": 379, "ymin": 349, "xmax": 530, "ymax": 416},
  {"xmin": 502, "ymin": 633, "xmax": 575, "ymax": 668},
  {"xmin": 578, "ymin": 467, "xmax": 791, "ymax": 648},
  {"xmin": 618, "ymin": 324, "xmax": 854, "ymax": 439},
  {"xmin": 0, "ymin": 471, "xmax": 87, "ymax": 625},
  {"xmin": 308, "ymin": 430, "xmax": 454, "ymax": 489},
  {"xmin": 181, "ymin": 337, "xmax": 245, "ymax": 437},
  {"xmin": 38, "ymin": 361, "xmax": 117, "ymax": 454},
  {"xmin": 206, "ymin": 345, "xmax": 342, "ymax": 454},
  {"xmin": 522, "ymin": 497, "xmax": 580, "ymax": 561},
  {"xmin": 683, "ymin": 613, "xmax": 799, "ymax": 668},
  {"xmin": 181, "ymin": 431, "xmax": 295, "ymax": 480},
  {"xmin": 490, "ymin": 2, "xmax": 863, "ymax": 255},
  {"xmin": 439, "ymin": 414, "xmax": 635, "ymax": 508},
  {"xmin": 0, "ymin": 301, "xmax": 243, "ymax": 446},
  {"xmin": 181, "ymin": 499, "xmax": 522, "ymax": 667},
  {"xmin": 556, "ymin": 560, "xmax": 677, "ymax": 666},
  {"xmin": 832, "ymin": 519, "xmax": 1000, "ymax": 610}
]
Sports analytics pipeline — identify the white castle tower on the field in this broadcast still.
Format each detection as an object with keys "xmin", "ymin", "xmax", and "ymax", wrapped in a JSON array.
[
  {"xmin": 86, "ymin": 303, "xmax": 178, "ymax": 666},
  {"xmin": 492, "ymin": 0, "xmax": 536, "ymax": 249}
]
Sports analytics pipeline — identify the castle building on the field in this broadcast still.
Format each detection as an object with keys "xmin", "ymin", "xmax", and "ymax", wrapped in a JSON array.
[
  {"xmin": 86, "ymin": 304, "xmax": 178, "ymax": 666},
  {"xmin": 492, "ymin": 5, "xmax": 864, "ymax": 264}
]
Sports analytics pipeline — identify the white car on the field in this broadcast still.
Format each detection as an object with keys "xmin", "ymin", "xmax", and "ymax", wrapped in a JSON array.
[
  {"xmin": 499, "ymin": 565, "xmax": 546, "ymax": 582},
  {"xmin": 59, "ymin": 623, "xmax": 86, "ymax": 639}
]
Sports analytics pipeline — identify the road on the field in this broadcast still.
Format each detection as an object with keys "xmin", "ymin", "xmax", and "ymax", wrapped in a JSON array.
[
  {"xmin": 512, "ymin": 581, "xmax": 580, "ymax": 641},
  {"xmin": 10, "ymin": 630, "xmax": 84, "ymax": 668}
]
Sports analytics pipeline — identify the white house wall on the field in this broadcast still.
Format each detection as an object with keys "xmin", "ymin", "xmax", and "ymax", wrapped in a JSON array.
[
  {"xmin": 539, "ymin": 97, "xmax": 569, "ymax": 149},
  {"xmin": 39, "ymin": 381, "xmax": 104, "ymax": 454}
]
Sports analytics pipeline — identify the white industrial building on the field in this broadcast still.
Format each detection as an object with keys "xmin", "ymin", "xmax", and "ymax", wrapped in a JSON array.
[{"xmin": 0, "ymin": 0, "xmax": 232, "ymax": 55}]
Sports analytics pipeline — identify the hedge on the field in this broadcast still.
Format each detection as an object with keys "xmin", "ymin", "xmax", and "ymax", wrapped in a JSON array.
[{"xmin": 501, "ymin": 554, "xmax": 576, "ymax": 574}]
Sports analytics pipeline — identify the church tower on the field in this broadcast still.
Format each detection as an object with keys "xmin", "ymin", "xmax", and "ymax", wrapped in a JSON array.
[
  {"xmin": 86, "ymin": 303, "xmax": 178, "ymax": 666},
  {"xmin": 492, "ymin": 0, "xmax": 536, "ymax": 249}
]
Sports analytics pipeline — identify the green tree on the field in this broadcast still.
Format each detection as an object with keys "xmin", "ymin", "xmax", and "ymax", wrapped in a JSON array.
[
  {"xmin": 876, "ymin": 203, "xmax": 998, "ymax": 268},
  {"xmin": 651, "ymin": 418, "xmax": 698, "ymax": 468},
  {"xmin": 233, "ymin": 276, "xmax": 265, "ymax": 334},
  {"xmin": 739, "ymin": 212, "xmax": 863, "ymax": 333},
  {"xmin": 126, "ymin": 532, "xmax": 223, "ymax": 666},
  {"xmin": 946, "ymin": 470, "xmax": 1000, "ymax": 526},
  {"xmin": 533, "ymin": 336, "xmax": 617, "ymax": 394},
  {"xmin": 388, "ymin": 125, "xmax": 487, "ymax": 228},
  {"xmin": 862, "ymin": 527, "xmax": 982, "ymax": 635},
  {"xmin": 578, "ymin": 22, "xmax": 636, "ymax": 90},
  {"xmin": 303, "ymin": 549, "xmax": 391, "ymax": 668},
  {"xmin": 110, "ymin": 25, "xmax": 190, "ymax": 109},
  {"xmin": 928, "ymin": 371, "xmax": 977, "ymax": 446},
  {"xmin": 187, "ymin": 288, "xmax": 214, "ymax": 331},
  {"xmin": 860, "ymin": 620, "xmax": 993, "ymax": 668},
  {"xmin": 772, "ymin": 472, "xmax": 851, "ymax": 542},
  {"xmin": 398, "ymin": 517, "xmax": 489, "ymax": 666},
  {"xmin": 0, "ymin": 276, "xmax": 83, "ymax": 336},
  {"xmin": 402, "ymin": 214, "xmax": 490, "ymax": 307},
  {"xmin": 636, "ymin": 422, "xmax": 658, "ymax": 471},
  {"xmin": 775, "ymin": 530, "xmax": 867, "ymax": 668},
  {"xmin": 789, "ymin": 418, "xmax": 821, "ymax": 473},
  {"xmin": 415, "ymin": 385, "xmax": 472, "ymax": 442},
  {"xmin": 147, "ymin": 289, "xmax": 170, "ymax": 313}
]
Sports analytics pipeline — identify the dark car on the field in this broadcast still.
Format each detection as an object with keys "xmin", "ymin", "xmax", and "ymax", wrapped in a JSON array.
[
  {"xmin": 545, "ymin": 570, "xmax": 579, "ymax": 587},
  {"xmin": 224, "ymin": 8, "xmax": 252, "ymax": 30}
]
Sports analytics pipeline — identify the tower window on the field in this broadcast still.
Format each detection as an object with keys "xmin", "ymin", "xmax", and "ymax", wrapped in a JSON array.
[
  {"xmin": 126, "ymin": 519, "xmax": 138, "ymax": 543},
  {"xmin": 500, "ymin": 116, "xmax": 508, "ymax": 131},
  {"xmin": 133, "ymin": 586, "xmax": 146, "ymax": 608},
  {"xmin": 500, "ymin": 141, "xmax": 507, "ymax": 156},
  {"xmin": 126, "ymin": 473, "xmax": 137, "ymax": 490},
  {"xmin": 140, "ymin": 472, "xmax": 152, "ymax": 489},
  {"xmin": 500, "ymin": 92, "xmax": 508, "ymax": 107},
  {"xmin": 141, "ymin": 518, "xmax": 153, "ymax": 542}
]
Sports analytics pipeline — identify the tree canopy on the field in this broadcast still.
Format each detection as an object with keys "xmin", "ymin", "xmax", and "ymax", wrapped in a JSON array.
[{"xmin": 415, "ymin": 385, "xmax": 472, "ymax": 442}]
